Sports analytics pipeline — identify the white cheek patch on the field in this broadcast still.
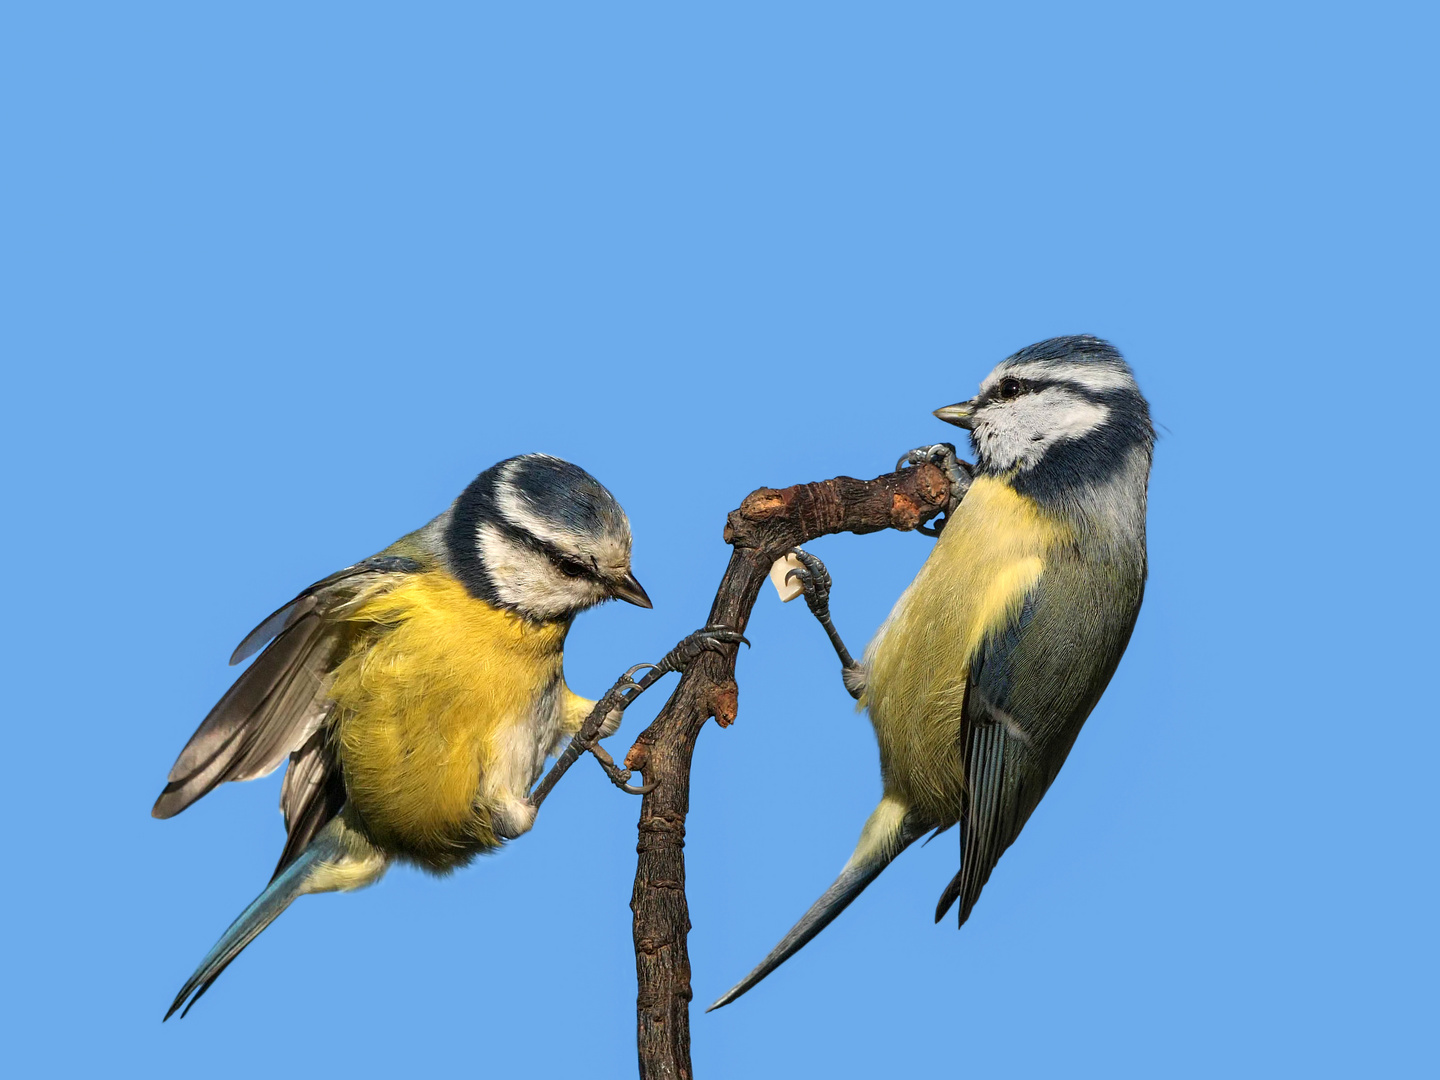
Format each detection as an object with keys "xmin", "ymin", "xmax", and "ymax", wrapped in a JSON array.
[
  {"xmin": 475, "ymin": 523, "xmax": 607, "ymax": 619},
  {"xmin": 1041, "ymin": 394, "xmax": 1110, "ymax": 440},
  {"xmin": 975, "ymin": 389, "xmax": 1110, "ymax": 471}
]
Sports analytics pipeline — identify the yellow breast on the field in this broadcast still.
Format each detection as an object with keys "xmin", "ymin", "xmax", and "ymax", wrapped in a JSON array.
[
  {"xmin": 863, "ymin": 476, "xmax": 1068, "ymax": 822},
  {"xmin": 326, "ymin": 571, "xmax": 568, "ymax": 869}
]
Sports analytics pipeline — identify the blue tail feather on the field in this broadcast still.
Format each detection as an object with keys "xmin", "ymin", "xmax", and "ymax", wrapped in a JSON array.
[
  {"xmin": 707, "ymin": 800, "xmax": 930, "ymax": 1011},
  {"xmin": 164, "ymin": 830, "xmax": 343, "ymax": 1020}
]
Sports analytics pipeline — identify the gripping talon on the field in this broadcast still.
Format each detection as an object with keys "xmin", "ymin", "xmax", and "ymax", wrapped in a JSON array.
[
  {"xmin": 786, "ymin": 549, "xmax": 834, "ymax": 621},
  {"xmin": 556, "ymin": 624, "xmax": 747, "ymax": 807},
  {"xmin": 588, "ymin": 742, "xmax": 657, "ymax": 795},
  {"xmin": 897, "ymin": 442, "xmax": 973, "ymax": 531},
  {"xmin": 651, "ymin": 625, "xmax": 749, "ymax": 678},
  {"xmin": 697, "ymin": 625, "xmax": 750, "ymax": 649}
]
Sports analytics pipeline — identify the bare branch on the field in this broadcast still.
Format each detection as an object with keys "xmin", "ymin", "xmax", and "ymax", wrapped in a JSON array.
[{"xmin": 623, "ymin": 462, "xmax": 951, "ymax": 1079}]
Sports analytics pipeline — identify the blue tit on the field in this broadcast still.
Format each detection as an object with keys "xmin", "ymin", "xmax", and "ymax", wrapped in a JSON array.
[
  {"xmin": 154, "ymin": 453, "xmax": 653, "ymax": 1019},
  {"xmin": 711, "ymin": 335, "xmax": 1153, "ymax": 1009}
]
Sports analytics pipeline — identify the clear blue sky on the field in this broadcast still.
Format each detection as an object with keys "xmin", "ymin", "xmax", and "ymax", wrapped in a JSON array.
[{"xmin": 2, "ymin": 4, "xmax": 1435, "ymax": 1077}]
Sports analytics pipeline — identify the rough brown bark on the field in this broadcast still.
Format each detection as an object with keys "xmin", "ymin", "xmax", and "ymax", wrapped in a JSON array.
[{"xmin": 621, "ymin": 463, "xmax": 951, "ymax": 1080}]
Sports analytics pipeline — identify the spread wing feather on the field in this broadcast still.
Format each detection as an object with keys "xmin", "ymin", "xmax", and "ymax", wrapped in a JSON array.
[
  {"xmin": 152, "ymin": 556, "xmax": 420, "ymax": 822},
  {"xmin": 229, "ymin": 555, "xmax": 421, "ymax": 666}
]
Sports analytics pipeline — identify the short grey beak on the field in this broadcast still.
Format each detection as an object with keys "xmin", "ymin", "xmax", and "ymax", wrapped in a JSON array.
[
  {"xmin": 611, "ymin": 572, "xmax": 653, "ymax": 609},
  {"xmin": 934, "ymin": 401, "xmax": 975, "ymax": 429}
]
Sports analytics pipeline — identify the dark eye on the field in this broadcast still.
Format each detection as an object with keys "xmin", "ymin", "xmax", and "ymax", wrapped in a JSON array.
[
  {"xmin": 998, "ymin": 377, "xmax": 1022, "ymax": 400},
  {"xmin": 557, "ymin": 558, "xmax": 587, "ymax": 578}
]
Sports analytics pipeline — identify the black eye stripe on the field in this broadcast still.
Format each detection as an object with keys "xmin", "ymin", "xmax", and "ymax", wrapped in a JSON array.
[
  {"xmin": 984, "ymin": 376, "xmax": 1118, "ymax": 405},
  {"xmin": 501, "ymin": 528, "xmax": 596, "ymax": 578}
]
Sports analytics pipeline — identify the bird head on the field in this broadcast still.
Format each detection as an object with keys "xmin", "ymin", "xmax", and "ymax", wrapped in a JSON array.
[
  {"xmin": 934, "ymin": 336, "xmax": 1153, "ymax": 482},
  {"xmin": 446, "ymin": 453, "xmax": 651, "ymax": 621}
]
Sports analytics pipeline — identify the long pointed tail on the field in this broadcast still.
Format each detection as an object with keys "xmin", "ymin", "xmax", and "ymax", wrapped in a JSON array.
[
  {"xmin": 164, "ymin": 819, "xmax": 385, "ymax": 1020},
  {"xmin": 708, "ymin": 796, "xmax": 928, "ymax": 1011}
]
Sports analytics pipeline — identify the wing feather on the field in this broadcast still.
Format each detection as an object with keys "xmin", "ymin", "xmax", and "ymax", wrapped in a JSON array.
[
  {"xmin": 152, "ymin": 557, "xmax": 419, "ymax": 820},
  {"xmin": 935, "ymin": 551, "xmax": 1142, "ymax": 926},
  {"xmin": 934, "ymin": 594, "xmax": 1042, "ymax": 926},
  {"xmin": 228, "ymin": 555, "xmax": 421, "ymax": 665},
  {"xmin": 271, "ymin": 728, "xmax": 347, "ymax": 880}
]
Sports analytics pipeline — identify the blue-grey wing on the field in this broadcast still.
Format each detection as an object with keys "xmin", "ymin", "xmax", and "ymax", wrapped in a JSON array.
[
  {"xmin": 228, "ymin": 554, "xmax": 422, "ymax": 665},
  {"xmin": 935, "ymin": 553, "xmax": 1144, "ymax": 926},
  {"xmin": 151, "ymin": 555, "xmax": 422, "ymax": 826}
]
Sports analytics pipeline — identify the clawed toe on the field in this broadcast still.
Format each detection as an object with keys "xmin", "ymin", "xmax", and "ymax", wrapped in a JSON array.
[
  {"xmin": 561, "ymin": 626, "xmax": 748, "ymax": 802},
  {"xmin": 651, "ymin": 624, "xmax": 749, "ymax": 678},
  {"xmin": 897, "ymin": 442, "xmax": 973, "ymax": 532},
  {"xmin": 785, "ymin": 548, "xmax": 833, "ymax": 616},
  {"xmin": 588, "ymin": 742, "xmax": 657, "ymax": 796},
  {"xmin": 698, "ymin": 625, "xmax": 750, "ymax": 647},
  {"xmin": 897, "ymin": 442, "xmax": 958, "ymax": 471}
]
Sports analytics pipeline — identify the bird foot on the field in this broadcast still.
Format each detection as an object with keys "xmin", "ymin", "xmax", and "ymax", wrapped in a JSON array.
[
  {"xmin": 649, "ymin": 625, "xmax": 750, "ymax": 680},
  {"xmin": 785, "ymin": 548, "xmax": 834, "ymax": 623},
  {"xmin": 586, "ymin": 741, "xmax": 655, "ymax": 796},
  {"xmin": 546, "ymin": 626, "xmax": 747, "ymax": 803},
  {"xmin": 785, "ymin": 548, "xmax": 865, "ymax": 699},
  {"xmin": 896, "ymin": 443, "xmax": 972, "ymax": 534}
]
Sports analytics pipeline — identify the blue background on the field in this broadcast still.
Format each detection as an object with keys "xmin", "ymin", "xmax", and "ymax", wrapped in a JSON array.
[{"xmin": 3, "ymin": 4, "xmax": 1435, "ymax": 1076}]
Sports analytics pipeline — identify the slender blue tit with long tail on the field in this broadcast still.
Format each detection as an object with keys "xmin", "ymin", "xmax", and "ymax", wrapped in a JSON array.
[
  {"xmin": 711, "ymin": 336, "xmax": 1153, "ymax": 1009},
  {"xmin": 156, "ymin": 454, "xmax": 671, "ymax": 1019}
]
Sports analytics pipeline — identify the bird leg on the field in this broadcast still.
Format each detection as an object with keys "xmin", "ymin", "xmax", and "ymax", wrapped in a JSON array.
[
  {"xmin": 786, "ymin": 548, "xmax": 867, "ymax": 700},
  {"xmin": 896, "ymin": 443, "xmax": 972, "ymax": 536},
  {"xmin": 528, "ymin": 626, "xmax": 749, "ymax": 810}
]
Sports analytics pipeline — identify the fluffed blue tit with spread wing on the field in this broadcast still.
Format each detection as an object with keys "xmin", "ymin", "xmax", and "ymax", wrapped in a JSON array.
[
  {"xmin": 711, "ymin": 336, "xmax": 1153, "ymax": 1009},
  {"xmin": 155, "ymin": 453, "xmax": 659, "ymax": 1019}
]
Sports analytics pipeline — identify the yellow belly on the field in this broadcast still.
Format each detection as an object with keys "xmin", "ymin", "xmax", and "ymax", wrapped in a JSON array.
[
  {"xmin": 326, "ymin": 572, "xmax": 568, "ymax": 870},
  {"xmin": 863, "ymin": 476, "xmax": 1067, "ymax": 823}
]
